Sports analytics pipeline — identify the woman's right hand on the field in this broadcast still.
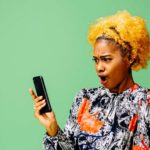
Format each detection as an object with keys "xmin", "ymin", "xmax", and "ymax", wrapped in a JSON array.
[{"xmin": 29, "ymin": 88, "xmax": 58, "ymax": 136}]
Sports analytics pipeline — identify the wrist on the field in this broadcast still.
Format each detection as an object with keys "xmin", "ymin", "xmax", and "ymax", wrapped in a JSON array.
[{"xmin": 46, "ymin": 124, "xmax": 58, "ymax": 137}]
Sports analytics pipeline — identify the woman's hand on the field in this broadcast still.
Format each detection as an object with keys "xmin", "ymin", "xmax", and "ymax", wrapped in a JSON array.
[{"xmin": 29, "ymin": 88, "xmax": 58, "ymax": 136}]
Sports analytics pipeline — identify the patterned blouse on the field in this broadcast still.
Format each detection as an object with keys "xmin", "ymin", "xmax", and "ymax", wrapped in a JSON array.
[{"xmin": 43, "ymin": 84, "xmax": 150, "ymax": 150}]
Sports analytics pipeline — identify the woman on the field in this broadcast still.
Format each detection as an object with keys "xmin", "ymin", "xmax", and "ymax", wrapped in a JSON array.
[{"xmin": 29, "ymin": 11, "xmax": 150, "ymax": 150}]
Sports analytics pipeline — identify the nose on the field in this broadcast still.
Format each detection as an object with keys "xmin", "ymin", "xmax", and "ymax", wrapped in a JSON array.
[{"xmin": 96, "ymin": 61, "xmax": 105, "ymax": 73}]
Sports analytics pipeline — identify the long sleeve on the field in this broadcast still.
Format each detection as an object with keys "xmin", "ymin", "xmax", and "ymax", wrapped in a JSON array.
[
  {"xmin": 42, "ymin": 85, "xmax": 150, "ymax": 150},
  {"xmin": 43, "ymin": 89, "xmax": 86, "ymax": 150},
  {"xmin": 131, "ymin": 91, "xmax": 150, "ymax": 150}
]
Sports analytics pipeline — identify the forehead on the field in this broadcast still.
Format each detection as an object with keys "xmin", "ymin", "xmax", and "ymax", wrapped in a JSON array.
[{"xmin": 93, "ymin": 40, "xmax": 122, "ymax": 57}]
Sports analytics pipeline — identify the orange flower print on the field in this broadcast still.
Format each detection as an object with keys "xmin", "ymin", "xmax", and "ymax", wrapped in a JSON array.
[
  {"xmin": 132, "ymin": 134, "xmax": 150, "ymax": 150},
  {"xmin": 132, "ymin": 145, "xmax": 150, "ymax": 150},
  {"xmin": 132, "ymin": 146, "xmax": 145, "ymax": 150},
  {"xmin": 77, "ymin": 97, "xmax": 104, "ymax": 134},
  {"xmin": 128, "ymin": 114, "xmax": 138, "ymax": 132}
]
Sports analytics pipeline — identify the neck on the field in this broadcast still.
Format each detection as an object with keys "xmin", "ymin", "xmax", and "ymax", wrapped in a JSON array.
[{"xmin": 110, "ymin": 72, "xmax": 135, "ymax": 94}]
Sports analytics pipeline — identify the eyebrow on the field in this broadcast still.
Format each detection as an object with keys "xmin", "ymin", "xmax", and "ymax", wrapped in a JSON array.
[{"xmin": 93, "ymin": 55, "xmax": 112, "ymax": 59}]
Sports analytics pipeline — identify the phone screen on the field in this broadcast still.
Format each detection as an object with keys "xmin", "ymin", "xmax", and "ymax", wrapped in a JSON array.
[{"xmin": 33, "ymin": 76, "xmax": 52, "ymax": 113}]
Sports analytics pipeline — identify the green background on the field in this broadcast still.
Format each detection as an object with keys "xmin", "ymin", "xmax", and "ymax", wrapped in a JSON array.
[{"xmin": 0, "ymin": 0, "xmax": 150, "ymax": 149}]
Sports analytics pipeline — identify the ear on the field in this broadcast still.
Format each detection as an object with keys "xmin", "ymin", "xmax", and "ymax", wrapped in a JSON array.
[{"xmin": 123, "ymin": 56, "xmax": 134, "ymax": 69}]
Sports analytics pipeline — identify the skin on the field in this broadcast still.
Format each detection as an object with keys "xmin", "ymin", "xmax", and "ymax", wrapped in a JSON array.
[
  {"xmin": 93, "ymin": 39, "xmax": 135, "ymax": 94},
  {"xmin": 29, "ymin": 89, "xmax": 58, "ymax": 136},
  {"xmin": 29, "ymin": 39, "xmax": 135, "ymax": 136}
]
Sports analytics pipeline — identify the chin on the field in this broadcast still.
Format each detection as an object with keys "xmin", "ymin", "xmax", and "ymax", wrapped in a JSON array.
[
  {"xmin": 104, "ymin": 84, "xmax": 116, "ymax": 91},
  {"xmin": 103, "ymin": 84, "xmax": 110, "ymax": 89}
]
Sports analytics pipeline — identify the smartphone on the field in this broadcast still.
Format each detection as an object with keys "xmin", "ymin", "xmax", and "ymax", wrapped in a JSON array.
[{"xmin": 33, "ymin": 76, "xmax": 52, "ymax": 114}]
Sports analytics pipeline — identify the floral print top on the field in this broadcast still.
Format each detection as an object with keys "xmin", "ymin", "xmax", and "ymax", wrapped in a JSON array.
[{"xmin": 43, "ymin": 84, "xmax": 150, "ymax": 150}]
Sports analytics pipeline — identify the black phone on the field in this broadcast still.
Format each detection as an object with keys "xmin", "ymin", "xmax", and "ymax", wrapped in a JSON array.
[{"xmin": 33, "ymin": 76, "xmax": 52, "ymax": 114}]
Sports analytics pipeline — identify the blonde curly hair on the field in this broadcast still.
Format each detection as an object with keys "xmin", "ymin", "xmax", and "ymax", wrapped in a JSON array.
[{"xmin": 88, "ymin": 11, "xmax": 150, "ymax": 71}]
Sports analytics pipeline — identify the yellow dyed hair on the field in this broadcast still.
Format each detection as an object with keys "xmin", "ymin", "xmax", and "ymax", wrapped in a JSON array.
[{"xmin": 88, "ymin": 11, "xmax": 150, "ymax": 71}]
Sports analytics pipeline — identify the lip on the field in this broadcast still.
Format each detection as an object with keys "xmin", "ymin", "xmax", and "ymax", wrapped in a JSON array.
[
  {"xmin": 100, "ymin": 79, "xmax": 107, "ymax": 85},
  {"xmin": 99, "ymin": 76, "xmax": 108, "ymax": 85}
]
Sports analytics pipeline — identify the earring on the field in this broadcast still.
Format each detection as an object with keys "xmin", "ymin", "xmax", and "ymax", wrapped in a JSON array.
[{"xmin": 129, "ymin": 58, "xmax": 135, "ymax": 65}]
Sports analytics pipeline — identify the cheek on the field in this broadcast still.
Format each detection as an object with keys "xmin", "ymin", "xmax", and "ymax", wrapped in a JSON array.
[{"xmin": 108, "ymin": 61, "xmax": 127, "ymax": 77}]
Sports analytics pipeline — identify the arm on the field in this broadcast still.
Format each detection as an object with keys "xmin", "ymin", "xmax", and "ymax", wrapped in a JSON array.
[
  {"xmin": 43, "ymin": 89, "xmax": 86, "ymax": 150},
  {"xmin": 132, "ymin": 92, "xmax": 150, "ymax": 150}
]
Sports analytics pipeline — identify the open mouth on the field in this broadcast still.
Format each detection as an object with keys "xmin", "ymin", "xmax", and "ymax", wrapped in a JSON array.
[
  {"xmin": 100, "ymin": 76, "xmax": 108, "ymax": 85},
  {"xmin": 101, "ymin": 76, "xmax": 106, "ymax": 81}
]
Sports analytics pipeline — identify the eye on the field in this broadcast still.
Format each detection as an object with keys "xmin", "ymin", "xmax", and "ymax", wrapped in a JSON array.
[
  {"xmin": 103, "ymin": 58, "xmax": 112, "ymax": 62},
  {"xmin": 92, "ymin": 58, "xmax": 99, "ymax": 63}
]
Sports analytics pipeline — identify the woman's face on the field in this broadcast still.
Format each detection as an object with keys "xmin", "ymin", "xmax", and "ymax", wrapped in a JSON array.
[{"xmin": 93, "ymin": 39, "xmax": 131, "ymax": 92}]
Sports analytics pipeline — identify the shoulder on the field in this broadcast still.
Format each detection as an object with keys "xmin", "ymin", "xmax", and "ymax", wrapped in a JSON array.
[
  {"xmin": 135, "ymin": 85, "xmax": 150, "ymax": 100},
  {"xmin": 135, "ymin": 85, "xmax": 150, "ymax": 123},
  {"xmin": 73, "ymin": 86, "xmax": 103, "ymax": 104},
  {"xmin": 75, "ymin": 86, "xmax": 103, "ymax": 98},
  {"xmin": 70, "ymin": 87, "xmax": 102, "ymax": 114}
]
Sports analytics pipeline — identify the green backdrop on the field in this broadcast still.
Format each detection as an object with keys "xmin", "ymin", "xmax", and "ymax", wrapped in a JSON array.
[{"xmin": 0, "ymin": 0, "xmax": 150, "ymax": 149}]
